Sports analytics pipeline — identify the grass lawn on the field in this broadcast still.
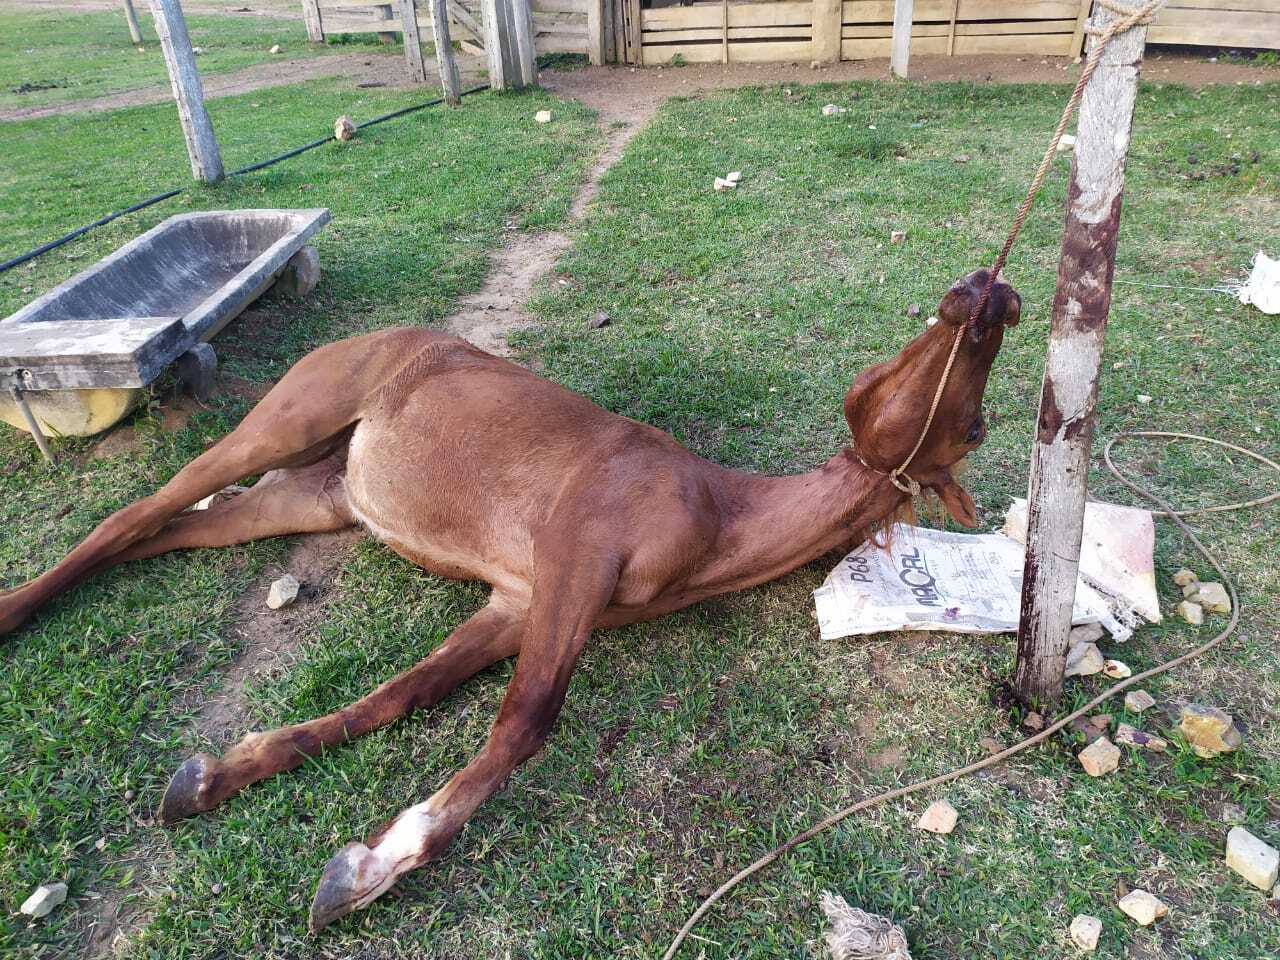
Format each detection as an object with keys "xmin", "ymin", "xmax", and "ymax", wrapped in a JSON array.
[
  {"xmin": 0, "ymin": 7, "xmax": 393, "ymax": 112},
  {"xmin": 2, "ymin": 70, "xmax": 1279, "ymax": 960}
]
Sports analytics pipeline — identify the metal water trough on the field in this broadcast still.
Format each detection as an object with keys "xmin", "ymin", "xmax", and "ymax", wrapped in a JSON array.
[{"xmin": 0, "ymin": 208, "xmax": 330, "ymax": 442}]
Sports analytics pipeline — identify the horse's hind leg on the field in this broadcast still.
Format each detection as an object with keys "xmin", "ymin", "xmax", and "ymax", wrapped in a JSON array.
[{"xmin": 0, "ymin": 328, "xmax": 432, "ymax": 637}]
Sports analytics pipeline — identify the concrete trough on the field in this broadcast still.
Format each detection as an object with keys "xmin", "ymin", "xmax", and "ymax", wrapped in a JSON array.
[{"xmin": 1, "ymin": 208, "xmax": 329, "ymax": 437}]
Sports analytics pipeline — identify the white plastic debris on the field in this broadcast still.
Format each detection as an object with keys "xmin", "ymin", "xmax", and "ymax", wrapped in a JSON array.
[
  {"xmin": 1004, "ymin": 497, "xmax": 1161, "ymax": 636},
  {"xmin": 725, "ymin": 170, "xmax": 742, "ymax": 184},
  {"xmin": 820, "ymin": 891, "xmax": 912, "ymax": 960},
  {"xmin": 1232, "ymin": 250, "xmax": 1280, "ymax": 314},
  {"xmin": 814, "ymin": 523, "xmax": 1112, "ymax": 639},
  {"xmin": 534, "ymin": 109, "xmax": 553, "ymax": 123},
  {"xmin": 821, "ymin": 103, "xmax": 848, "ymax": 116}
]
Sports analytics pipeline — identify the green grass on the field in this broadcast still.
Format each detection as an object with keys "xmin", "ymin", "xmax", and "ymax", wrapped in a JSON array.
[
  {"xmin": 2, "ymin": 71, "xmax": 1279, "ymax": 960},
  {"xmin": 0, "ymin": 8, "xmax": 392, "ymax": 112}
]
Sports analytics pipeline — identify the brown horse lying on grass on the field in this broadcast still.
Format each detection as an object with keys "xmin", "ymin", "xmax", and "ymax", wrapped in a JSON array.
[{"xmin": 0, "ymin": 269, "xmax": 1019, "ymax": 930}]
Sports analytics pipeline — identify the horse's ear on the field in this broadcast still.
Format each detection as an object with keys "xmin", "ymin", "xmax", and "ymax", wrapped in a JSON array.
[{"xmin": 935, "ymin": 473, "xmax": 977, "ymax": 527}]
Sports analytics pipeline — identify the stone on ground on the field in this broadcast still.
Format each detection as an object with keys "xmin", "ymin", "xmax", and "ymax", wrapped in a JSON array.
[
  {"xmin": 915, "ymin": 799, "xmax": 958, "ymax": 834},
  {"xmin": 20, "ymin": 882, "xmax": 67, "ymax": 918},
  {"xmin": 1064, "ymin": 641, "xmax": 1105, "ymax": 677},
  {"xmin": 1187, "ymin": 581, "xmax": 1231, "ymax": 614},
  {"xmin": 889, "ymin": 229, "xmax": 907, "ymax": 244},
  {"xmin": 334, "ymin": 115, "xmax": 356, "ymax": 141},
  {"xmin": 267, "ymin": 574, "xmax": 301, "ymax": 610},
  {"xmin": 275, "ymin": 246, "xmax": 321, "ymax": 299},
  {"xmin": 1115, "ymin": 722, "xmax": 1167, "ymax": 752},
  {"xmin": 1172, "ymin": 568, "xmax": 1198, "ymax": 587},
  {"xmin": 270, "ymin": 44, "xmax": 282, "ymax": 53},
  {"xmin": 1103, "ymin": 659, "xmax": 1131, "ymax": 679},
  {"xmin": 1118, "ymin": 889, "xmax": 1167, "ymax": 925},
  {"xmin": 1078, "ymin": 737, "xmax": 1120, "ymax": 777},
  {"xmin": 534, "ymin": 110, "xmax": 553, "ymax": 123},
  {"xmin": 1124, "ymin": 689, "xmax": 1156, "ymax": 713},
  {"xmin": 1069, "ymin": 622, "xmax": 1104, "ymax": 645},
  {"xmin": 1226, "ymin": 827, "xmax": 1280, "ymax": 891},
  {"xmin": 588, "ymin": 311, "xmax": 611, "ymax": 329},
  {"xmin": 1176, "ymin": 600, "xmax": 1203, "ymax": 625},
  {"xmin": 1179, "ymin": 703, "xmax": 1242, "ymax": 758},
  {"xmin": 1069, "ymin": 914, "xmax": 1102, "ymax": 950},
  {"xmin": 713, "ymin": 177, "xmax": 737, "ymax": 192},
  {"xmin": 1221, "ymin": 802, "xmax": 1246, "ymax": 825},
  {"xmin": 726, "ymin": 170, "xmax": 742, "ymax": 184},
  {"xmin": 821, "ymin": 103, "xmax": 848, "ymax": 116}
]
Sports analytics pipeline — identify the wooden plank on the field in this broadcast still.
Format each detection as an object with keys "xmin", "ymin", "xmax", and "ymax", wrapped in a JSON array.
[
  {"xmin": 890, "ymin": 0, "xmax": 911, "ymax": 76},
  {"xmin": 842, "ymin": 31, "xmax": 1071, "ymax": 55},
  {"xmin": 587, "ymin": 0, "xmax": 606, "ymax": 62},
  {"xmin": 1068, "ymin": 0, "xmax": 1090, "ymax": 59},
  {"xmin": 319, "ymin": 15, "xmax": 403, "ymax": 31},
  {"xmin": 1148, "ymin": 20, "xmax": 1280, "ymax": 45},
  {"xmin": 1015, "ymin": 0, "xmax": 1148, "ymax": 710},
  {"xmin": 512, "ymin": 0, "xmax": 538, "ymax": 81},
  {"xmin": 842, "ymin": 18, "xmax": 1075, "ymax": 36},
  {"xmin": 945, "ymin": 0, "xmax": 958, "ymax": 53},
  {"xmin": 531, "ymin": 0, "xmax": 583, "ymax": 10},
  {"xmin": 813, "ymin": 0, "xmax": 843, "ymax": 61},
  {"xmin": 123, "ymin": 0, "xmax": 144, "ymax": 44},
  {"xmin": 627, "ymin": 0, "xmax": 641, "ymax": 63},
  {"xmin": 647, "ymin": 24, "xmax": 812, "ymax": 41},
  {"xmin": 641, "ymin": 38, "xmax": 812, "ymax": 61},
  {"xmin": 148, "ymin": 0, "xmax": 223, "ymax": 183},
  {"xmin": 842, "ymin": 0, "xmax": 1079, "ymax": 20},
  {"xmin": 1162, "ymin": 0, "xmax": 1280, "ymax": 11},
  {"xmin": 399, "ymin": 0, "xmax": 429, "ymax": 82},
  {"xmin": 302, "ymin": 0, "xmax": 325, "ymax": 40},
  {"xmin": 430, "ymin": 0, "xmax": 460, "ymax": 101},
  {"xmin": 643, "ymin": 1, "xmax": 812, "ymax": 29}
]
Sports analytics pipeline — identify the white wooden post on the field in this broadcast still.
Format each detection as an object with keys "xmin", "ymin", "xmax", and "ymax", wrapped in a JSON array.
[
  {"xmin": 812, "ymin": 0, "xmax": 842, "ymax": 64},
  {"xmin": 149, "ymin": 0, "xmax": 224, "ymax": 183},
  {"xmin": 399, "ymin": 0, "xmax": 429, "ymax": 82},
  {"xmin": 483, "ymin": 0, "xmax": 535, "ymax": 90},
  {"xmin": 302, "ymin": 0, "xmax": 325, "ymax": 42},
  {"xmin": 123, "ymin": 0, "xmax": 144, "ymax": 44},
  {"xmin": 430, "ymin": 0, "xmax": 462, "ymax": 103},
  {"xmin": 890, "ymin": 0, "xmax": 912, "ymax": 78},
  {"xmin": 1014, "ymin": 3, "xmax": 1150, "ymax": 710}
]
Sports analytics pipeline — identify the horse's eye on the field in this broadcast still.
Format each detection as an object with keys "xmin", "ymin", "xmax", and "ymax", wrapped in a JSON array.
[{"xmin": 966, "ymin": 418, "xmax": 985, "ymax": 444}]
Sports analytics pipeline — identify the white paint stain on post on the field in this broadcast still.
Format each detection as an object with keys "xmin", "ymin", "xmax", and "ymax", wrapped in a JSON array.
[
  {"xmin": 890, "ymin": 0, "xmax": 913, "ymax": 78},
  {"xmin": 1014, "ymin": 3, "xmax": 1150, "ymax": 709},
  {"xmin": 149, "ymin": 0, "xmax": 224, "ymax": 183}
]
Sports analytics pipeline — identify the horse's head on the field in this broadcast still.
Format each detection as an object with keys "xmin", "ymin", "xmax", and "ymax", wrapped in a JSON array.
[{"xmin": 844, "ymin": 269, "xmax": 1021, "ymax": 526}]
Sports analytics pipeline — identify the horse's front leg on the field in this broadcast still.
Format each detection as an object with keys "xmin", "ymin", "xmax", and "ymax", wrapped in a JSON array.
[{"xmin": 308, "ymin": 548, "xmax": 621, "ymax": 932}]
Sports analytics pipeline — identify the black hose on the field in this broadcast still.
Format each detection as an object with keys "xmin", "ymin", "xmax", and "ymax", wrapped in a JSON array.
[{"xmin": 0, "ymin": 84, "xmax": 490, "ymax": 275}]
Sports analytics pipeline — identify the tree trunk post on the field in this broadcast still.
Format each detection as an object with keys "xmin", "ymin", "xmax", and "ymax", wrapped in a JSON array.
[
  {"xmin": 149, "ymin": 0, "xmax": 224, "ymax": 183},
  {"xmin": 123, "ymin": 0, "xmax": 144, "ymax": 44},
  {"xmin": 430, "ymin": 0, "xmax": 462, "ymax": 103},
  {"xmin": 301, "ymin": 0, "xmax": 325, "ymax": 43},
  {"xmin": 398, "ymin": 0, "xmax": 429, "ymax": 83},
  {"xmin": 1013, "ymin": 2, "xmax": 1149, "ymax": 711},
  {"xmin": 890, "ymin": 0, "xmax": 912, "ymax": 78}
]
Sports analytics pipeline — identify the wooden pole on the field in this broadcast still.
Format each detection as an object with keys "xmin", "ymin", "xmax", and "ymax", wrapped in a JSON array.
[
  {"xmin": 301, "ymin": 0, "xmax": 325, "ymax": 42},
  {"xmin": 812, "ymin": 0, "xmax": 841, "ymax": 64},
  {"xmin": 511, "ymin": 0, "xmax": 537, "ymax": 88},
  {"xmin": 1069, "ymin": 0, "xmax": 1094, "ymax": 60},
  {"xmin": 399, "ymin": 0, "xmax": 429, "ymax": 82},
  {"xmin": 149, "ymin": 0, "xmax": 224, "ymax": 183},
  {"xmin": 720, "ymin": 0, "xmax": 728, "ymax": 63},
  {"xmin": 1013, "ymin": 3, "xmax": 1149, "ymax": 711},
  {"xmin": 481, "ymin": 0, "xmax": 509, "ymax": 89},
  {"xmin": 945, "ymin": 0, "xmax": 959, "ymax": 56},
  {"xmin": 430, "ymin": 0, "xmax": 461, "ymax": 103},
  {"xmin": 123, "ymin": 0, "xmax": 144, "ymax": 45},
  {"xmin": 587, "ymin": 0, "xmax": 606, "ymax": 65},
  {"xmin": 890, "ymin": 0, "xmax": 912, "ymax": 78}
]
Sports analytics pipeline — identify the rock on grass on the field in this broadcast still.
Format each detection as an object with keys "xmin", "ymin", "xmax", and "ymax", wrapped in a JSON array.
[
  {"xmin": 1226, "ymin": 827, "xmax": 1280, "ymax": 891},
  {"xmin": 267, "ymin": 574, "xmax": 301, "ymax": 610},
  {"xmin": 1078, "ymin": 737, "xmax": 1120, "ymax": 776},
  {"xmin": 915, "ymin": 799, "xmax": 958, "ymax": 834},
  {"xmin": 1118, "ymin": 889, "xmax": 1167, "ymax": 925},
  {"xmin": 1069, "ymin": 914, "xmax": 1102, "ymax": 950},
  {"xmin": 1124, "ymin": 689, "xmax": 1156, "ymax": 713},
  {"xmin": 1179, "ymin": 703, "xmax": 1242, "ymax": 758},
  {"xmin": 1064, "ymin": 641, "xmax": 1105, "ymax": 677},
  {"xmin": 1177, "ymin": 600, "xmax": 1204, "ymax": 625},
  {"xmin": 1115, "ymin": 722, "xmax": 1167, "ymax": 752},
  {"xmin": 20, "ymin": 882, "xmax": 67, "ymax": 918}
]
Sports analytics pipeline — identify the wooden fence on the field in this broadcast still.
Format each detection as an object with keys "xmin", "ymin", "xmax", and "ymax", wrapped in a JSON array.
[{"xmin": 632, "ymin": 0, "xmax": 1280, "ymax": 65}]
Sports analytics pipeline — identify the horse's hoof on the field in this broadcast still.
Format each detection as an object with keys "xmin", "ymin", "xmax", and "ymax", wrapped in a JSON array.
[
  {"xmin": 158, "ymin": 753, "xmax": 220, "ymax": 824},
  {"xmin": 309, "ymin": 842, "xmax": 389, "ymax": 933}
]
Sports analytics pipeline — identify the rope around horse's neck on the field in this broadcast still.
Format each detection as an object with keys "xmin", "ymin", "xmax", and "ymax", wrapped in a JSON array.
[
  {"xmin": 890, "ymin": 0, "xmax": 1167, "ymax": 494},
  {"xmin": 662, "ymin": 3, "xmax": 1189, "ymax": 957}
]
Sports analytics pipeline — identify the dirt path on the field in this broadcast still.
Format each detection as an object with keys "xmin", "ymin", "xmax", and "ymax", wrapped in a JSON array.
[{"xmin": 1, "ymin": 51, "xmax": 486, "ymax": 121}]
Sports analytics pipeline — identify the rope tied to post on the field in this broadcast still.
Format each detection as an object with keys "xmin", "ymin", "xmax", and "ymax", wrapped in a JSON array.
[{"xmin": 662, "ymin": 4, "xmax": 1182, "ymax": 957}]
